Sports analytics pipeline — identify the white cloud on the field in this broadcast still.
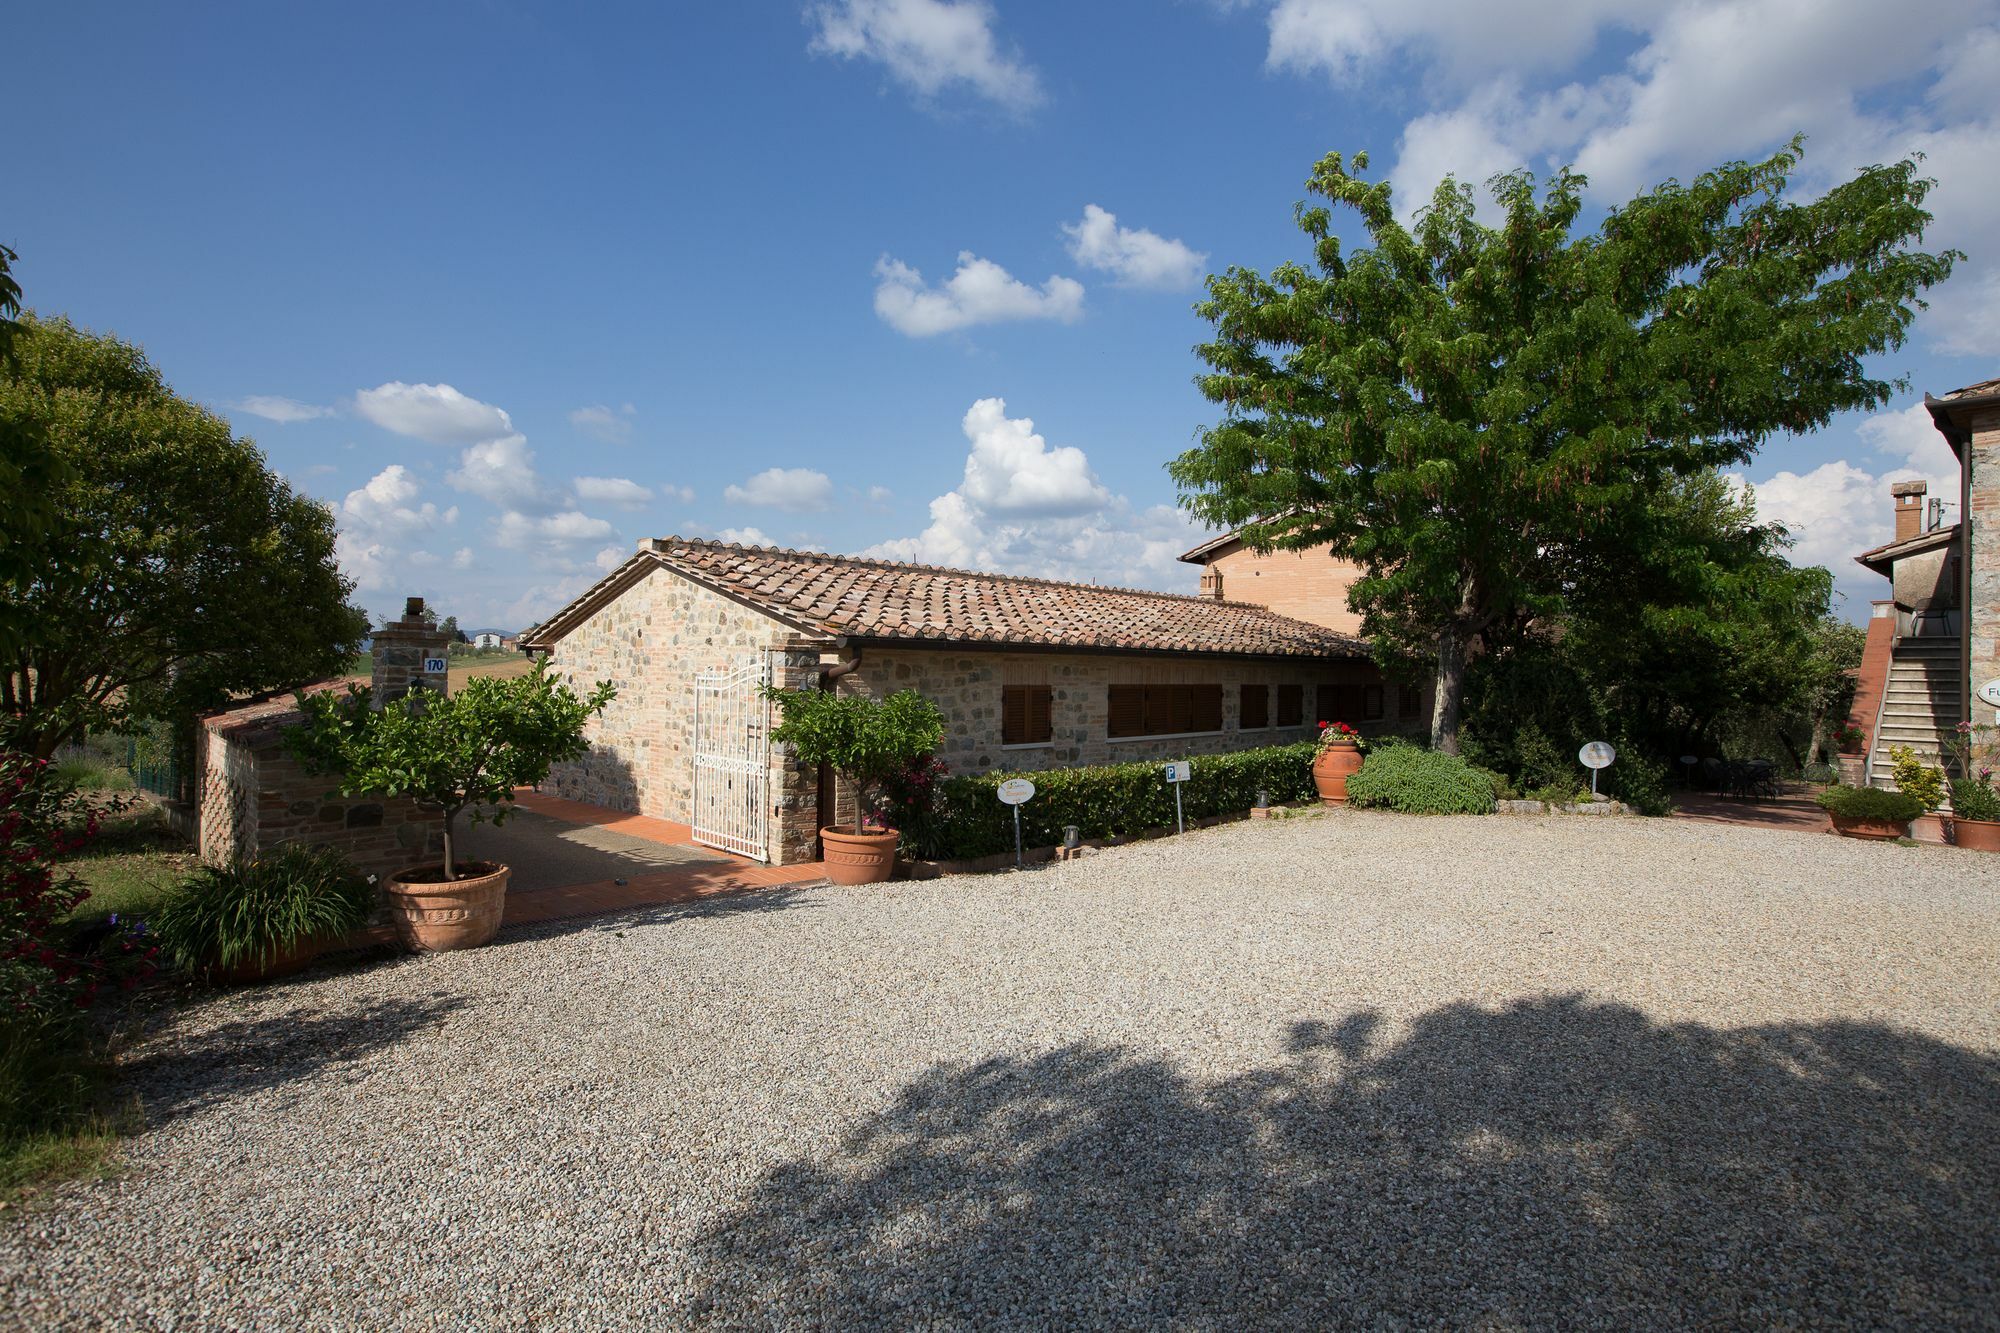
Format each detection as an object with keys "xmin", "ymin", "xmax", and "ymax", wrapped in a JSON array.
[
  {"xmin": 1062, "ymin": 204, "xmax": 1208, "ymax": 289},
  {"xmin": 451, "ymin": 546, "xmax": 476, "ymax": 570},
  {"xmin": 873, "ymin": 252, "xmax": 1084, "ymax": 336},
  {"xmin": 717, "ymin": 526, "xmax": 773, "ymax": 546},
  {"xmin": 807, "ymin": 0, "xmax": 1043, "ymax": 111},
  {"xmin": 1732, "ymin": 403, "xmax": 1962, "ymax": 602},
  {"xmin": 867, "ymin": 485, "xmax": 894, "ymax": 502},
  {"xmin": 494, "ymin": 510, "xmax": 617, "ymax": 553},
  {"xmin": 447, "ymin": 434, "xmax": 558, "ymax": 513},
  {"xmin": 724, "ymin": 467, "xmax": 835, "ymax": 511},
  {"xmin": 955, "ymin": 397, "xmax": 1108, "ymax": 516},
  {"xmin": 572, "ymin": 476, "xmax": 655, "ymax": 508},
  {"xmin": 866, "ymin": 398, "xmax": 1203, "ymax": 590},
  {"xmin": 1265, "ymin": 0, "xmax": 1650, "ymax": 85},
  {"xmin": 354, "ymin": 381, "xmax": 513, "ymax": 443},
  {"xmin": 570, "ymin": 402, "xmax": 636, "ymax": 444},
  {"xmin": 235, "ymin": 394, "xmax": 335, "ymax": 423},
  {"xmin": 594, "ymin": 545, "xmax": 627, "ymax": 572},
  {"xmin": 333, "ymin": 465, "xmax": 457, "ymax": 592}
]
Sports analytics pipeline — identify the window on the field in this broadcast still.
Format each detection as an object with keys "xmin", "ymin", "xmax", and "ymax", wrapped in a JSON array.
[
  {"xmin": 1275, "ymin": 683, "xmax": 1303, "ymax": 727},
  {"xmin": 1398, "ymin": 683, "xmax": 1422, "ymax": 720},
  {"xmin": 1362, "ymin": 684, "xmax": 1384, "ymax": 720},
  {"xmin": 1002, "ymin": 685, "xmax": 1053, "ymax": 746},
  {"xmin": 1239, "ymin": 683, "xmax": 1269, "ymax": 730},
  {"xmin": 1107, "ymin": 684, "xmax": 1223, "ymax": 738}
]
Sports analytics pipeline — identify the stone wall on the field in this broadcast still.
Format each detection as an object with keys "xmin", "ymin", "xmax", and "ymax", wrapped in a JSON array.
[
  {"xmin": 1969, "ymin": 403, "xmax": 2000, "ymax": 726},
  {"xmin": 835, "ymin": 648, "xmax": 1423, "ymax": 803},
  {"xmin": 1196, "ymin": 543, "xmax": 1368, "ymax": 634},
  {"xmin": 540, "ymin": 562, "xmax": 820, "ymax": 864},
  {"xmin": 197, "ymin": 696, "xmax": 444, "ymax": 882}
]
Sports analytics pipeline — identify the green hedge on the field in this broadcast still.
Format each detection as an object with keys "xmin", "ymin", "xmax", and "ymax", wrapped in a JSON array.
[
  {"xmin": 1344, "ymin": 745, "xmax": 1496, "ymax": 815},
  {"xmin": 911, "ymin": 741, "xmax": 1318, "ymax": 860}
]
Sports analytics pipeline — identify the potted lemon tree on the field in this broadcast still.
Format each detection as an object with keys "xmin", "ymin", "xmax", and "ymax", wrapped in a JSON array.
[
  {"xmin": 287, "ymin": 661, "xmax": 614, "ymax": 951},
  {"xmin": 764, "ymin": 685, "xmax": 944, "ymax": 885}
]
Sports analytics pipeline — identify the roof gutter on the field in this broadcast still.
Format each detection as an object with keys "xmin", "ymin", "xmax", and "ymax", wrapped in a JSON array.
[{"xmin": 1924, "ymin": 387, "xmax": 2000, "ymax": 460}]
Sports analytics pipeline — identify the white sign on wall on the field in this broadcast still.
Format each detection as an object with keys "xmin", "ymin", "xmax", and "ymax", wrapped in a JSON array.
[
  {"xmin": 423, "ymin": 657, "xmax": 449, "ymax": 675},
  {"xmin": 1979, "ymin": 678, "xmax": 2000, "ymax": 708}
]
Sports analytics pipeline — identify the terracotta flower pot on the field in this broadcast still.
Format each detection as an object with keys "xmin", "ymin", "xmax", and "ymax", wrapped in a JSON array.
[
  {"xmin": 1313, "ymin": 743, "xmax": 1364, "ymax": 806},
  {"xmin": 385, "ymin": 861, "xmax": 510, "ymax": 952},
  {"xmin": 1911, "ymin": 812, "xmax": 1950, "ymax": 845},
  {"xmin": 1950, "ymin": 818, "xmax": 2000, "ymax": 853},
  {"xmin": 1826, "ymin": 813, "xmax": 1909, "ymax": 842},
  {"xmin": 821, "ymin": 826, "xmax": 899, "ymax": 885}
]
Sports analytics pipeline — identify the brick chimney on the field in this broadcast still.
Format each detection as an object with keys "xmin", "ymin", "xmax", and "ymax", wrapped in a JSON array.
[
  {"xmin": 1891, "ymin": 479, "xmax": 1927, "ymax": 542},
  {"xmin": 370, "ymin": 596, "xmax": 452, "ymax": 709},
  {"xmin": 1199, "ymin": 566, "xmax": 1224, "ymax": 599}
]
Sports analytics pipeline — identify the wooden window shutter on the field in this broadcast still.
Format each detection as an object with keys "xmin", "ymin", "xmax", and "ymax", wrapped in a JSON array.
[
  {"xmin": 1399, "ymin": 683, "xmax": 1422, "ymax": 720},
  {"xmin": 1002, "ymin": 685, "xmax": 1023, "ymax": 745},
  {"xmin": 1004, "ymin": 685, "xmax": 1054, "ymax": 744},
  {"xmin": 1363, "ymin": 684, "xmax": 1384, "ymax": 720},
  {"xmin": 1192, "ymin": 685, "xmax": 1222, "ymax": 733},
  {"xmin": 1108, "ymin": 685, "xmax": 1145, "ymax": 738},
  {"xmin": 1240, "ymin": 683, "xmax": 1268, "ymax": 729},
  {"xmin": 1276, "ymin": 683, "xmax": 1303, "ymax": 727}
]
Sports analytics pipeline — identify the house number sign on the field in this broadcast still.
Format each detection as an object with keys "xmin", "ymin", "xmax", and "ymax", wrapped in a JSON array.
[{"xmin": 423, "ymin": 657, "xmax": 449, "ymax": 675}]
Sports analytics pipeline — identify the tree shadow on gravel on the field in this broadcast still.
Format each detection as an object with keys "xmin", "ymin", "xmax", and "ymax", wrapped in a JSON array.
[
  {"xmin": 120, "ymin": 994, "xmax": 467, "ymax": 1128},
  {"xmin": 685, "ymin": 995, "xmax": 2000, "ymax": 1327},
  {"xmin": 498, "ymin": 885, "xmax": 823, "ymax": 946}
]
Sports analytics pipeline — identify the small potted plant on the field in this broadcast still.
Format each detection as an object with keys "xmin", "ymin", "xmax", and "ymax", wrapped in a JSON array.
[
  {"xmin": 1947, "ymin": 774, "xmax": 2000, "ymax": 852},
  {"xmin": 153, "ymin": 844, "xmax": 377, "ymax": 983},
  {"xmin": 1312, "ymin": 720, "xmax": 1368, "ymax": 806},
  {"xmin": 287, "ymin": 661, "xmax": 614, "ymax": 951},
  {"xmin": 764, "ymin": 686, "xmax": 945, "ymax": 884},
  {"xmin": 1887, "ymin": 746, "xmax": 1949, "ymax": 844},
  {"xmin": 1815, "ymin": 784, "xmax": 1924, "ymax": 841}
]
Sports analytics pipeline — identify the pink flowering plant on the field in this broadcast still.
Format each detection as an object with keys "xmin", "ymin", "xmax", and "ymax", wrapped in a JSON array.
[
  {"xmin": 1, "ymin": 750, "xmax": 157, "ymax": 1013},
  {"xmin": 1946, "ymin": 722, "xmax": 2000, "ymax": 823},
  {"xmin": 1316, "ymin": 720, "xmax": 1369, "ymax": 754}
]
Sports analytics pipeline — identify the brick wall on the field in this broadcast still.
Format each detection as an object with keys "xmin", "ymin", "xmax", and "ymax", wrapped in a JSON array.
[
  {"xmin": 1848, "ymin": 602, "xmax": 1895, "ymax": 756},
  {"xmin": 197, "ymin": 698, "xmax": 444, "ymax": 882},
  {"xmin": 1197, "ymin": 543, "xmax": 1367, "ymax": 634}
]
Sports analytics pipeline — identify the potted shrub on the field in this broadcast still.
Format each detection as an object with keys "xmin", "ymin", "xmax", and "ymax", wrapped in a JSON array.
[
  {"xmin": 1887, "ymin": 746, "xmax": 1949, "ymax": 844},
  {"xmin": 153, "ymin": 844, "xmax": 377, "ymax": 983},
  {"xmin": 1947, "ymin": 775, "xmax": 2000, "ymax": 852},
  {"xmin": 1815, "ymin": 784, "xmax": 1923, "ymax": 841},
  {"xmin": 1311, "ymin": 720, "xmax": 1368, "ymax": 806},
  {"xmin": 764, "ymin": 686, "xmax": 944, "ymax": 885},
  {"xmin": 286, "ymin": 661, "xmax": 614, "ymax": 952}
]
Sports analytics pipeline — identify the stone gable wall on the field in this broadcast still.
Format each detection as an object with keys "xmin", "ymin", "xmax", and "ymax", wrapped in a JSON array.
[
  {"xmin": 540, "ymin": 563, "xmax": 819, "ymax": 863},
  {"xmin": 1968, "ymin": 404, "xmax": 2000, "ymax": 725}
]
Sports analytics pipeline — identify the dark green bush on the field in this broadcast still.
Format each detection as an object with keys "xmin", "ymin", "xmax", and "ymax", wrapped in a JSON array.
[
  {"xmin": 1814, "ymin": 785, "xmax": 1922, "ymax": 823},
  {"xmin": 152, "ymin": 845, "xmax": 376, "ymax": 977},
  {"xmin": 911, "ymin": 742, "xmax": 1316, "ymax": 860},
  {"xmin": 1471, "ymin": 766, "xmax": 1514, "ymax": 800},
  {"xmin": 1605, "ymin": 748, "xmax": 1672, "ymax": 816},
  {"xmin": 1949, "ymin": 777, "xmax": 2000, "ymax": 823},
  {"xmin": 1345, "ymin": 747, "xmax": 1495, "ymax": 815}
]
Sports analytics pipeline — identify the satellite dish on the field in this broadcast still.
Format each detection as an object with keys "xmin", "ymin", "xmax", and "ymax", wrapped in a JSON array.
[{"xmin": 1578, "ymin": 741, "xmax": 1616, "ymax": 770}]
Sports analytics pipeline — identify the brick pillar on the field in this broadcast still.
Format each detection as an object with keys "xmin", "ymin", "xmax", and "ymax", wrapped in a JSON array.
[
  {"xmin": 1892, "ymin": 479, "xmax": 1927, "ymax": 542},
  {"xmin": 371, "ymin": 596, "xmax": 453, "ymax": 708}
]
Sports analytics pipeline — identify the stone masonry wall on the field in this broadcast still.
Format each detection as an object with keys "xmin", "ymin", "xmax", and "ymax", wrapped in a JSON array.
[
  {"xmin": 834, "ymin": 649, "xmax": 1423, "ymax": 813},
  {"xmin": 198, "ymin": 710, "xmax": 444, "ymax": 883},
  {"xmin": 541, "ymin": 563, "xmax": 816, "ymax": 862},
  {"xmin": 1969, "ymin": 404, "xmax": 2000, "ymax": 728}
]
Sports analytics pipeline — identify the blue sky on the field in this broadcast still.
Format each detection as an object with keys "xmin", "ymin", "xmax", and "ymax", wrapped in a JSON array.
[{"xmin": 10, "ymin": 0, "xmax": 1997, "ymax": 628}]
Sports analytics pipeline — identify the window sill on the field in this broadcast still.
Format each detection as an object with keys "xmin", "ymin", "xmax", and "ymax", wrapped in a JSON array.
[
  {"xmin": 1107, "ymin": 730, "xmax": 1225, "ymax": 744},
  {"xmin": 1000, "ymin": 741, "xmax": 1054, "ymax": 751}
]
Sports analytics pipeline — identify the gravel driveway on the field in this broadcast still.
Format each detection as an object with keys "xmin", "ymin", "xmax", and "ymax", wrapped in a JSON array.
[{"xmin": 6, "ymin": 812, "xmax": 1998, "ymax": 1328}]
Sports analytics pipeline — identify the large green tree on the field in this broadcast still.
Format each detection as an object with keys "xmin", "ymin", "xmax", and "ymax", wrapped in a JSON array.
[
  {"xmin": 1172, "ymin": 141, "xmax": 1957, "ymax": 752},
  {"xmin": 1, "ymin": 314, "xmax": 368, "ymax": 757},
  {"xmin": 0, "ymin": 245, "xmax": 71, "ymax": 659}
]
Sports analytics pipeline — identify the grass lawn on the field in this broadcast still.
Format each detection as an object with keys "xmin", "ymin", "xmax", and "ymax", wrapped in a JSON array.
[{"xmin": 61, "ymin": 804, "xmax": 193, "ymax": 927}]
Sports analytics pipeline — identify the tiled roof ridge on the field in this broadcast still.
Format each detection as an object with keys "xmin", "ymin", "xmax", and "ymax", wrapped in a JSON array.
[{"xmin": 653, "ymin": 535, "xmax": 1283, "ymax": 611}]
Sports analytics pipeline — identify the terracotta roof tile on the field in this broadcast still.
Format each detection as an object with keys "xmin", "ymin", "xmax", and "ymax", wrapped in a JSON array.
[
  {"xmin": 531, "ymin": 539, "xmax": 1368, "ymax": 660},
  {"xmin": 1941, "ymin": 377, "xmax": 2000, "ymax": 400}
]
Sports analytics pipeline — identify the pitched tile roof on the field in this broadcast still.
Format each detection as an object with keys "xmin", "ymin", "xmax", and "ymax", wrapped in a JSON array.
[
  {"xmin": 1941, "ymin": 376, "xmax": 2000, "ymax": 400},
  {"xmin": 524, "ymin": 538, "xmax": 1367, "ymax": 660}
]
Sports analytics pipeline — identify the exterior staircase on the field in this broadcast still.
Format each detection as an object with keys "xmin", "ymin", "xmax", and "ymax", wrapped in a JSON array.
[{"xmin": 1866, "ymin": 637, "xmax": 1964, "ymax": 790}]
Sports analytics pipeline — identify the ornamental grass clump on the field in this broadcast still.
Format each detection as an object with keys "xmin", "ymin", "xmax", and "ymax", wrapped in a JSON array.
[
  {"xmin": 152, "ymin": 844, "xmax": 376, "ymax": 978},
  {"xmin": 1344, "ymin": 746, "xmax": 1495, "ymax": 815}
]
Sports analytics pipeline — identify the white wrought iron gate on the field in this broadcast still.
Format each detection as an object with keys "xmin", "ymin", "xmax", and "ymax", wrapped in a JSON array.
[{"xmin": 691, "ymin": 656, "xmax": 772, "ymax": 861}]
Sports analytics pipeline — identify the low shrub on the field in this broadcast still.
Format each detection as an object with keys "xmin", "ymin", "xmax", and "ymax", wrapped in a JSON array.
[
  {"xmin": 1887, "ymin": 746, "xmax": 1947, "ymax": 811},
  {"xmin": 152, "ymin": 845, "xmax": 377, "ymax": 978},
  {"xmin": 1800, "ymin": 761, "xmax": 1840, "ymax": 786},
  {"xmin": 1605, "ymin": 748, "xmax": 1673, "ymax": 817},
  {"xmin": 1345, "ymin": 747, "xmax": 1495, "ymax": 815},
  {"xmin": 1815, "ymin": 785, "xmax": 1923, "ymax": 823},
  {"xmin": 1949, "ymin": 777, "xmax": 2000, "ymax": 823},
  {"xmin": 1471, "ymin": 766, "xmax": 1515, "ymax": 800},
  {"xmin": 911, "ymin": 742, "xmax": 1317, "ymax": 861},
  {"xmin": 1525, "ymin": 781, "xmax": 1583, "ymax": 806}
]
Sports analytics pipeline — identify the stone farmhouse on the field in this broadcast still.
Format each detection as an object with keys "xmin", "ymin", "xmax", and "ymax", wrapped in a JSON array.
[
  {"xmin": 522, "ymin": 536, "xmax": 1422, "ymax": 866},
  {"xmin": 1848, "ymin": 376, "xmax": 1999, "ymax": 787}
]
